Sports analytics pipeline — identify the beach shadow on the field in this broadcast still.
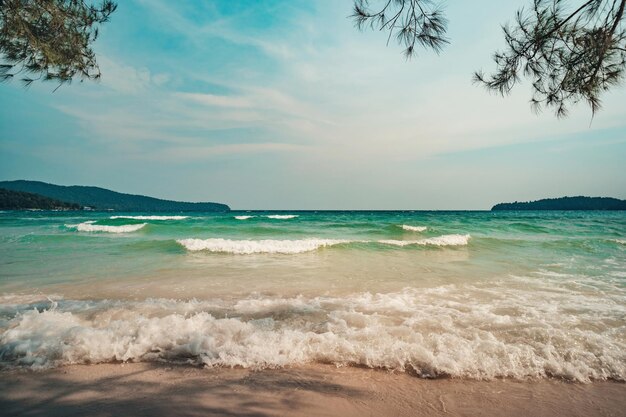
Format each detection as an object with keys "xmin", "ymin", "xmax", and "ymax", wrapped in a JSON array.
[{"xmin": 0, "ymin": 363, "xmax": 366, "ymax": 417}]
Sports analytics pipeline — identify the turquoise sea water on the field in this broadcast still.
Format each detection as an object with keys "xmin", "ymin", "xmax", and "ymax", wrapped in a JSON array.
[{"xmin": 0, "ymin": 210, "xmax": 624, "ymax": 380}]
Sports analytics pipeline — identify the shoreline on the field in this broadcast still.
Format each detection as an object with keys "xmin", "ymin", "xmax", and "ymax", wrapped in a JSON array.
[{"xmin": 2, "ymin": 363, "xmax": 624, "ymax": 417}]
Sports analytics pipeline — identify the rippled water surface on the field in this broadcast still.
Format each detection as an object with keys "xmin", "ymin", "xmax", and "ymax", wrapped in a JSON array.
[{"xmin": 0, "ymin": 210, "xmax": 624, "ymax": 380}]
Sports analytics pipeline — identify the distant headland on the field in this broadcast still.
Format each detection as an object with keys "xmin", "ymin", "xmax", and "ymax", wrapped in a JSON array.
[
  {"xmin": 0, "ymin": 180, "xmax": 230, "ymax": 212},
  {"xmin": 492, "ymin": 196, "xmax": 626, "ymax": 211},
  {"xmin": 0, "ymin": 188, "xmax": 81, "ymax": 211}
]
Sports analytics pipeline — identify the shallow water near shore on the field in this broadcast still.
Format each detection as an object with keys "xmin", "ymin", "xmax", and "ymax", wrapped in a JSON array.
[{"xmin": 0, "ymin": 210, "xmax": 624, "ymax": 381}]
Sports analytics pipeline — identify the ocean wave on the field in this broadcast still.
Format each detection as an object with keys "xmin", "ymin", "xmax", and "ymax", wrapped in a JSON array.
[
  {"xmin": 177, "ymin": 238, "xmax": 349, "ymax": 254},
  {"xmin": 234, "ymin": 215, "xmax": 255, "ymax": 220},
  {"xmin": 176, "ymin": 235, "xmax": 470, "ymax": 253},
  {"xmin": 400, "ymin": 225, "xmax": 427, "ymax": 232},
  {"xmin": 1, "ymin": 285, "xmax": 624, "ymax": 381},
  {"xmin": 67, "ymin": 221, "xmax": 147, "ymax": 233},
  {"xmin": 266, "ymin": 215, "xmax": 298, "ymax": 219},
  {"xmin": 612, "ymin": 239, "xmax": 626, "ymax": 245},
  {"xmin": 379, "ymin": 234, "xmax": 470, "ymax": 247},
  {"xmin": 110, "ymin": 215, "xmax": 188, "ymax": 220}
]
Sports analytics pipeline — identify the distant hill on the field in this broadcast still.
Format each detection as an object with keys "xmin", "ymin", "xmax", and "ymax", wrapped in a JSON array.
[
  {"xmin": 0, "ymin": 188, "xmax": 80, "ymax": 210},
  {"xmin": 492, "ymin": 196, "xmax": 626, "ymax": 211},
  {"xmin": 0, "ymin": 180, "xmax": 230, "ymax": 212}
]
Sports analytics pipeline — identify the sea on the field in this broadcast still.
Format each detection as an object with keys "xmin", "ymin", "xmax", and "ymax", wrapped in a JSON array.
[{"xmin": 0, "ymin": 210, "xmax": 624, "ymax": 381}]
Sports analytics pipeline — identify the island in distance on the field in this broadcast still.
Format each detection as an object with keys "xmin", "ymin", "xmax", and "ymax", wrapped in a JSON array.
[
  {"xmin": 492, "ymin": 196, "xmax": 626, "ymax": 211},
  {"xmin": 0, "ymin": 180, "xmax": 229, "ymax": 212},
  {"xmin": 0, "ymin": 188, "xmax": 81, "ymax": 211}
]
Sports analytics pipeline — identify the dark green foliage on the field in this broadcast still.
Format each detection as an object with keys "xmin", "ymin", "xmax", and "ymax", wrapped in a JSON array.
[
  {"xmin": 0, "ymin": 180, "xmax": 231, "ymax": 212},
  {"xmin": 0, "ymin": 187, "xmax": 80, "ymax": 210},
  {"xmin": 352, "ymin": 0, "xmax": 449, "ymax": 58},
  {"xmin": 0, "ymin": 0, "xmax": 117, "ymax": 87},
  {"xmin": 475, "ymin": 0, "xmax": 626, "ymax": 117},
  {"xmin": 492, "ymin": 196, "xmax": 626, "ymax": 210},
  {"xmin": 354, "ymin": 0, "xmax": 625, "ymax": 117}
]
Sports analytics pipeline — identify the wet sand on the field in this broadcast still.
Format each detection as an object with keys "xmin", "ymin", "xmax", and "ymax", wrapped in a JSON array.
[{"xmin": 1, "ymin": 363, "xmax": 625, "ymax": 417}]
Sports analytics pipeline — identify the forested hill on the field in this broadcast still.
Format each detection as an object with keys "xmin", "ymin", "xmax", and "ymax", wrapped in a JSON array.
[
  {"xmin": 0, "ymin": 180, "xmax": 230, "ymax": 212},
  {"xmin": 0, "ymin": 188, "xmax": 80, "ymax": 210},
  {"xmin": 492, "ymin": 196, "xmax": 626, "ymax": 211}
]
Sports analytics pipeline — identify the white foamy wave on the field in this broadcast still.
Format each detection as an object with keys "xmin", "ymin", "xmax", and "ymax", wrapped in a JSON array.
[
  {"xmin": 266, "ymin": 215, "xmax": 298, "ymax": 219},
  {"xmin": 612, "ymin": 239, "xmax": 626, "ymax": 245},
  {"xmin": 234, "ymin": 215, "xmax": 255, "ymax": 220},
  {"xmin": 0, "ymin": 293, "xmax": 63, "ymax": 307},
  {"xmin": 400, "ymin": 225, "xmax": 427, "ymax": 232},
  {"xmin": 379, "ymin": 234, "xmax": 470, "ymax": 247},
  {"xmin": 1, "ymin": 283, "xmax": 624, "ymax": 381},
  {"xmin": 110, "ymin": 215, "xmax": 188, "ymax": 220},
  {"xmin": 177, "ymin": 238, "xmax": 348, "ymax": 254},
  {"xmin": 65, "ymin": 220, "xmax": 96, "ymax": 226},
  {"xmin": 67, "ymin": 222, "xmax": 147, "ymax": 233}
]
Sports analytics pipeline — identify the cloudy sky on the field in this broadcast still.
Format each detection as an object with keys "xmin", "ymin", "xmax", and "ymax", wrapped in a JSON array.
[{"xmin": 1, "ymin": 0, "xmax": 625, "ymax": 209}]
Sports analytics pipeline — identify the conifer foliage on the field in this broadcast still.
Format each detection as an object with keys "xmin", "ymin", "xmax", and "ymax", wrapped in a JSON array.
[
  {"xmin": 0, "ymin": 0, "xmax": 117, "ymax": 88},
  {"xmin": 354, "ymin": 0, "xmax": 626, "ymax": 116}
]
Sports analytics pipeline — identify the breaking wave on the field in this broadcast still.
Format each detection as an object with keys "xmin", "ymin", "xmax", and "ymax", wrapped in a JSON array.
[
  {"xmin": 400, "ymin": 225, "xmax": 427, "ymax": 232},
  {"xmin": 177, "ymin": 238, "xmax": 348, "ymax": 254},
  {"xmin": 110, "ymin": 215, "xmax": 188, "ymax": 220},
  {"xmin": 177, "ymin": 234, "xmax": 471, "ymax": 254},
  {"xmin": 1, "ymin": 283, "xmax": 624, "ymax": 381},
  {"xmin": 379, "ymin": 234, "xmax": 470, "ymax": 247},
  {"xmin": 266, "ymin": 215, "xmax": 298, "ymax": 219},
  {"xmin": 234, "ymin": 216, "xmax": 255, "ymax": 220},
  {"xmin": 176, "ymin": 234, "xmax": 471, "ymax": 254},
  {"xmin": 67, "ymin": 221, "xmax": 147, "ymax": 233}
]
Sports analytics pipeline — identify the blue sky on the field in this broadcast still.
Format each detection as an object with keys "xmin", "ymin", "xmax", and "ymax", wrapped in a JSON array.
[{"xmin": 1, "ymin": 0, "xmax": 625, "ymax": 209}]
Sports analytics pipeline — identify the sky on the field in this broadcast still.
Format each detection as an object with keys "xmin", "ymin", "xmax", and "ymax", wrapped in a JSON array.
[{"xmin": 1, "ymin": 0, "xmax": 625, "ymax": 210}]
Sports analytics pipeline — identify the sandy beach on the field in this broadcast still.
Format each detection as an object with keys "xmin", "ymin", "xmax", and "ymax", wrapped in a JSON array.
[
  {"xmin": 1, "ymin": 363, "xmax": 625, "ymax": 417},
  {"xmin": 3, "ymin": 0, "xmax": 626, "ymax": 415}
]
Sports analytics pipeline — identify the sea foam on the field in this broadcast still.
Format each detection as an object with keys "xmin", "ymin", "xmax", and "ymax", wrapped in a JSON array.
[
  {"xmin": 234, "ymin": 215, "xmax": 255, "ymax": 220},
  {"xmin": 67, "ymin": 221, "xmax": 147, "ymax": 233},
  {"xmin": 177, "ymin": 238, "xmax": 348, "ymax": 254},
  {"xmin": 266, "ymin": 215, "xmax": 298, "ymax": 219},
  {"xmin": 379, "ymin": 234, "xmax": 470, "ymax": 247},
  {"xmin": 110, "ymin": 215, "xmax": 188, "ymax": 220},
  {"xmin": 400, "ymin": 225, "xmax": 427, "ymax": 232},
  {"xmin": 177, "ymin": 235, "xmax": 470, "ymax": 254},
  {"xmin": 1, "ymin": 282, "xmax": 624, "ymax": 381}
]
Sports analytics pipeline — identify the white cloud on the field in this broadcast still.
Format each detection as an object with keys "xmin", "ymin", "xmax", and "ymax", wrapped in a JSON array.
[
  {"xmin": 39, "ymin": 0, "xmax": 626, "ymax": 208},
  {"xmin": 176, "ymin": 93, "xmax": 253, "ymax": 108},
  {"xmin": 97, "ymin": 56, "xmax": 170, "ymax": 94},
  {"xmin": 147, "ymin": 142, "xmax": 308, "ymax": 160},
  {"xmin": 77, "ymin": 1, "xmax": 626, "ymax": 160}
]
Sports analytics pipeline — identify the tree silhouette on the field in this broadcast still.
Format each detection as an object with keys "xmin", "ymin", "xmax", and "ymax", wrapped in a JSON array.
[
  {"xmin": 1, "ymin": 1, "xmax": 624, "ymax": 117},
  {"xmin": 0, "ymin": 0, "xmax": 117, "ymax": 88},
  {"xmin": 352, "ymin": 0, "xmax": 449, "ymax": 58},
  {"xmin": 354, "ymin": 0, "xmax": 626, "ymax": 116}
]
